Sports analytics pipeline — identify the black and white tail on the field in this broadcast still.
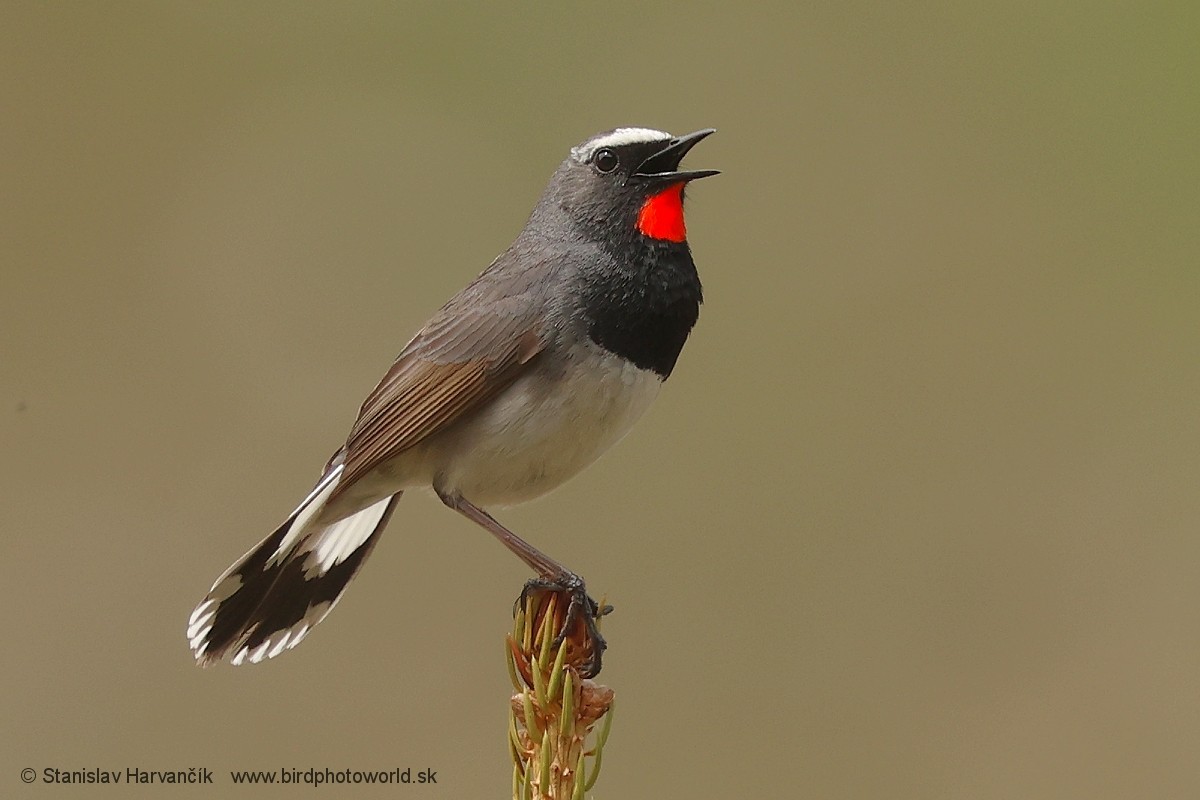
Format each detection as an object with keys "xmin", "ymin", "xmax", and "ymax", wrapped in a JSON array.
[{"xmin": 186, "ymin": 463, "xmax": 400, "ymax": 666}]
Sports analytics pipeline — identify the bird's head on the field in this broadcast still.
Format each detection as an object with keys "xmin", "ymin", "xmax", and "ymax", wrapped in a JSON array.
[{"xmin": 539, "ymin": 127, "xmax": 718, "ymax": 246}]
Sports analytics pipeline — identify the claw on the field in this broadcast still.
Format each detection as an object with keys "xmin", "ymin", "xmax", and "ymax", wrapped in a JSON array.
[{"xmin": 518, "ymin": 575, "xmax": 609, "ymax": 678}]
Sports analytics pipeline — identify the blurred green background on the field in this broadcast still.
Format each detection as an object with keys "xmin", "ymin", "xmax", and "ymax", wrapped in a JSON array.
[{"xmin": 3, "ymin": 2, "xmax": 1198, "ymax": 798}]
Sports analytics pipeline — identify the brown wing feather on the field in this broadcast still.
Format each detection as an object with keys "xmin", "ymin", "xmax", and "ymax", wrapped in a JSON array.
[{"xmin": 332, "ymin": 293, "xmax": 545, "ymax": 497}]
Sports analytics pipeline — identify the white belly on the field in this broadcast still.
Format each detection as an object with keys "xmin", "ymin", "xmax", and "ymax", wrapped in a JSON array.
[{"xmin": 402, "ymin": 345, "xmax": 663, "ymax": 506}]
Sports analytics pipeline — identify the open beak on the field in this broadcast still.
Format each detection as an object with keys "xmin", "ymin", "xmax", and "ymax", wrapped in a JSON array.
[{"xmin": 633, "ymin": 128, "xmax": 720, "ymax": 183}]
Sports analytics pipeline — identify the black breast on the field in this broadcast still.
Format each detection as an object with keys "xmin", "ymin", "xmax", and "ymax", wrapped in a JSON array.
[{"xmin": 581, "ymin": 240, "xmax": 703, "ymax": 378}]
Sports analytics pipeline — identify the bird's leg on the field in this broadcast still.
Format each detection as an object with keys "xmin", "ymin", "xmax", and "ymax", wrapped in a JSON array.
[{"xmin": 437, "ymin": 490, "xmax": 609, "ymax": 676}]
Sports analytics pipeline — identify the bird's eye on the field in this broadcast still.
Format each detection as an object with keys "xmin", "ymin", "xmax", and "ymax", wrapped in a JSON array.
[{"xmin": 594, "ymin": 148, "xmax": 619, "ymax": 173}]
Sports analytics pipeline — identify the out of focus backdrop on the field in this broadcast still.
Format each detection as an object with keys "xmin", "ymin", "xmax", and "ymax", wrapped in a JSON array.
[{"xmin": 3, "ymin": 3, "xmax": 1197, "ymax": 798}]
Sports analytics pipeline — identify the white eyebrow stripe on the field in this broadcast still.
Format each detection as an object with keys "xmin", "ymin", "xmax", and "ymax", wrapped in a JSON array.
[{"xmin": 572, "ymin": 127, "xmax": 672, "ymax": 160}]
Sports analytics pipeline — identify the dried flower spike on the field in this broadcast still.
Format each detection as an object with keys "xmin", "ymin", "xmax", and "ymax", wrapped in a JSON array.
[{"xmin": 507, "ymin": 585, "xmax": 615, "ymax": 799}]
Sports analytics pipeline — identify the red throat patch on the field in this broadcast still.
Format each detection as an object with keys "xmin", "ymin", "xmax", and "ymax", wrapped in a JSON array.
[{"xmin": 636, "ymin": 183, "xmax": 687, "ymax": 242}]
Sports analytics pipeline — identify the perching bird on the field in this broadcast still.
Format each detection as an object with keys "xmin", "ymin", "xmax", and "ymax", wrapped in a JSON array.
[{"xmin": 186, "ymin": 127, "xmax": 717, "ymax": 676}]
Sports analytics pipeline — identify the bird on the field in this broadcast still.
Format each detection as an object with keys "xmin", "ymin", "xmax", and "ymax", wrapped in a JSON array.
[{"xmin": 186, "ymin": 127, "xmax": 717, "ymax": 676}]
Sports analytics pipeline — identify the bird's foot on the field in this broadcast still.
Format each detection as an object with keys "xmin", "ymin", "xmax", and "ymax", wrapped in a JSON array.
[{"xmin": 518, "ymin": 573, "xmax": 611, "ymax": 678}]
